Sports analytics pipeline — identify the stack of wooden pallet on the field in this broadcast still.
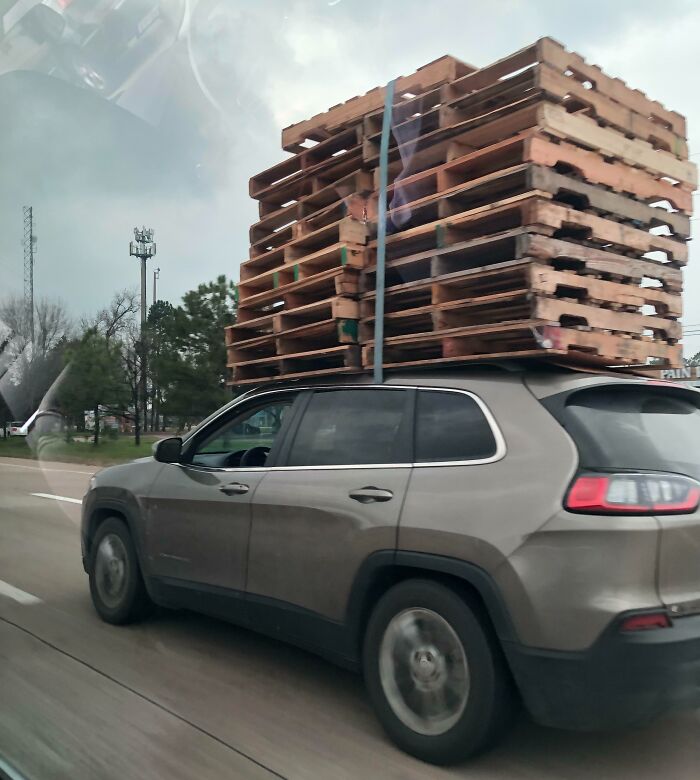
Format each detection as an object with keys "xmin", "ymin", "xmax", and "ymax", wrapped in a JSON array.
[{"xmin": 226, "ymin": 38, "xmax": 695, "ymax": 384}]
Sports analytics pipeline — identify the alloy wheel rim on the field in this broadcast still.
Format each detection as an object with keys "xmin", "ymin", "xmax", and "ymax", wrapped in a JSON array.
[
  {"xmin": 95, "ymin": 533, "xmax": 129, "ymax": 608},
  {"xmin": 379, "ymin": 607, "xmax": 470, "ymax": 736}
]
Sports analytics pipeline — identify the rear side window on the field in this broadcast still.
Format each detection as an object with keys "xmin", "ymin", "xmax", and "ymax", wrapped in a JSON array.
[
  {"xmin": 415, "ymin": 390, "xmax": 498, "ymax": 463},
  {"xmin": 287, "ymin": 389, "xmax": 409, "ymax": 466},
  {"xmin": 561, "ymin": 386, "xmax": 700, "ymax": 480}
]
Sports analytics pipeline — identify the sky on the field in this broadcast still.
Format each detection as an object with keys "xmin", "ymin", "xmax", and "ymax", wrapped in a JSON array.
[{"xmin": 1, "ymin": 0, "xmax": 699, "ymax": 353}]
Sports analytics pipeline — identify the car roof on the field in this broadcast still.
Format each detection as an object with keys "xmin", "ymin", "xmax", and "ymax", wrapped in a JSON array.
[{"xmin": 235, "ymin": 360, "xmax": 654, "ymax": 397}]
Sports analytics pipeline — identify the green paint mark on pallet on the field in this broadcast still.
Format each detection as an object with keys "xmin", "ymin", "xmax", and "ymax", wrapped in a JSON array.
[
  {"xmin": 293, "ymin": 264, "xmax": 300, "ymax": 281},
  {"xmin": 341, "ymin": 246, "xmax": 348, "ymax": 266},
  {"xmin": 273, "ymin": 271, "xmax": 280, "ymax": 289},
  {"xmin": 338, "ymin": 318, "xmax": 359, "ymax": 341}
]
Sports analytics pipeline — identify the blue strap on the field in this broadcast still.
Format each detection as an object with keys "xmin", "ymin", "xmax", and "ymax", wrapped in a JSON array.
[{"xmin": 373, "ymin": 78, "xmax": 396, "ymax": 384}]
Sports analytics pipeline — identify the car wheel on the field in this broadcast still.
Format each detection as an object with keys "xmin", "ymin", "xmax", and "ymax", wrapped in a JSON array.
[
  {"xmin": 89, "ymin": 517, "xmax": 151, "ymax": 624},
  {"xmin": 363, "ymin": 579, "xmax": 515, "ymax": 765}
]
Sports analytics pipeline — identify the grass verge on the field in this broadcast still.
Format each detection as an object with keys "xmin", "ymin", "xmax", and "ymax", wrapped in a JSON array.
[{"xmin": 0, "ymin": 434, "xmax": 161, "ymax": 466}]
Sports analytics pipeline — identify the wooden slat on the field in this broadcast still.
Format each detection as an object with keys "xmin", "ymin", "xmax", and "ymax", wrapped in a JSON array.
[
  {"xmin": 280, "ymin": 55, "xmax": 474, "ymax": 151},
  {"xmin": 444, "ymin": 37, "xmax": 686, "ymax": 138},
  {"xmin": 523, "ymin": 135, "xmax": 693, "ymax": 214},
  {"xmin": 367, "ymin": 100, "xmax": 697, "ymax": 189},
  {"xmin": 250, "ymin": 126, "xmax": 362, "ymax": 197},
  {"xmin": 539, "ymin": 103, "xmax": 696, "ymax": 188},
  {"xmin": 237, "ymin": 266, "xmax": 361, "ymax": 317},
  {"xmin": 362, "ymin": 322, "xmax": 681, "ymax": 368},
  {"xmin": 526, "ymin": 198, "xmax": 687, "ymax": 264},
  {"xmin": 239, "ymin": 243, "xmax": 365, "ymax": 301}
]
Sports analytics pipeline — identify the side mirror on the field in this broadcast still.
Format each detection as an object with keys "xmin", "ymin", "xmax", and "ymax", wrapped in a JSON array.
[{"xmin": 153, "ymin": 437, "xmax": 182, "ymax": 463}]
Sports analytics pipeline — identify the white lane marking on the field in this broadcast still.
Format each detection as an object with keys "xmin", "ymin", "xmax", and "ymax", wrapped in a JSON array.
[
  {"xmin": 0, "ymin": 579, "xmax": 42, "ymax": 605},
  {"xmin": 31, "ymin": 492, "xmax": 82, "ymax": 505},
  {"xmin": 0, "ymin": 461, "xmax": 93, "ymax": 476}
]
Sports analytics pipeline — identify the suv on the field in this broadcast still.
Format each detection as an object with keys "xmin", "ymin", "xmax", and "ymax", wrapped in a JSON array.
[{"xmin": 81, "ymin": 365, "xmax": 700, "ymax": 764}]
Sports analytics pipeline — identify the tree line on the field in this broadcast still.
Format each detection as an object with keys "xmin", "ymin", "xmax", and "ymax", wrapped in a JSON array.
[{"xmin": 0, "ymin": 275, "xmax": 237, "ymax": 445}]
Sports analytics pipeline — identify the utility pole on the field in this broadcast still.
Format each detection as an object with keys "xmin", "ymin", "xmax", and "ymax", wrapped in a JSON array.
[
  {"xmin": 22, "ymin": 207, "xmax": 36, "ymax": 345},
  {"xmin": 153, "ymin": 267, "xmax": 160, "ymax": 305},
  {"xmin": 129, "ymin": 227, "xmax": 156, "ymax": 438}
]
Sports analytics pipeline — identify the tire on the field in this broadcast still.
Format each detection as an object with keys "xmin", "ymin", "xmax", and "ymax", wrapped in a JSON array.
[
  {"xmin": 363, "ymin": 579, "xmax": 515, "ymax": 765},
  {"xmin": 88, "ymin": 517, "xmax": 152, "ymax": 625}
]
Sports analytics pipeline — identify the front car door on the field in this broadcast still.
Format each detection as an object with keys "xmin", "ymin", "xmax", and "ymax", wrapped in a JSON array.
[
  {"xmin": 246, "ymin": 386, "xmax": 413, "ymax": 655},
  {"xmin": 146, "ymin": 390, "xmax": 301, "ymax": 599}
]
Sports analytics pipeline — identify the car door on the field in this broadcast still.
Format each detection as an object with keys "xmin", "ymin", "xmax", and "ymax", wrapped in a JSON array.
[
  {"xmin": 146, "ymin": 390, "xmax": 301, "ymax": 595},
  {"xmin": 246, "ymin": 386, "xmax": 413, "ymax": 637}
]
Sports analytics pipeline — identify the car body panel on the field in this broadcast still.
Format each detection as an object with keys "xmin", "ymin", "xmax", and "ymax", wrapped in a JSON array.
[
  {"xmin": 656, "ymin": 511, "xmax": 700, "ymax": 614},
  {"xmin": 248, "ymin": 467, "xmax": 411, "ymax": 621},
  {"xmin": 144, "ymin": 463, "xmax": 267, "ymax": 591}
]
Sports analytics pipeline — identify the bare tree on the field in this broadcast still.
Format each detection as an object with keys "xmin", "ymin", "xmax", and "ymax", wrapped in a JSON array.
[
  {"xmin": 34, "ymin": 298, "xmax": 72, "ymax": 358},
  {"xmin": 0, "ymin": 295, "xmax": 73, "ymax": 420},
  {"xmin": 81, "ymin": 289, "xmax": 139, "ymax": 341}
]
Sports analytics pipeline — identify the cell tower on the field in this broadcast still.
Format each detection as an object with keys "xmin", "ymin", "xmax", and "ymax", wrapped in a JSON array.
[{"xmin": 23, "ymin": 206, "xmax": 36, "ymax": 344}]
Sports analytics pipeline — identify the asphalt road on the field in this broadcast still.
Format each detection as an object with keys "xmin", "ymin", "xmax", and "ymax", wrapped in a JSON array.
[{"xmin": 1, "ymin": 456, "xmax": 700, "ymax": 779}]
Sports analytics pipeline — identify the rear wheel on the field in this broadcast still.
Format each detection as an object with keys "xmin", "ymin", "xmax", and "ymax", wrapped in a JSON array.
[
  {"xmin": 363, "ymin": 579, "xmax": 515, "ymax": 765},
  {"xmin": 88, "ymin": 517, "xmax": 151, "ymax": 624}
]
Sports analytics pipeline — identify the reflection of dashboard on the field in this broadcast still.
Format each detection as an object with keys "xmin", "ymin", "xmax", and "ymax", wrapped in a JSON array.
[{"xmin": 0, "ymin": 0, "xmax": 184, "ymax": 100}]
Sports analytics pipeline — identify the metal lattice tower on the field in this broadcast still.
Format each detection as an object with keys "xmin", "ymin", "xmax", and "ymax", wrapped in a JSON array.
[{"xmin": 23, "ymin": 206, "xmax": 36, "ymax": 344}]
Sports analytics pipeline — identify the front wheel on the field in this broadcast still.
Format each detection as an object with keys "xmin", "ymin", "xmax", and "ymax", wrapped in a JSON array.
[
  {"xmin": 363, "ymin": 579, "xmax": 515, "ymax": 765},
  {"xmin": 88, "ymin": 517, "xmax": 152, "ymax": 624}
]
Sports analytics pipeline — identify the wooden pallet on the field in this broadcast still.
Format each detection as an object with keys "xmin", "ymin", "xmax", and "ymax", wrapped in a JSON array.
[
  {"xmin": 230, "ymin": 315, "xmax": 359, "ymax": 363},
  {"xmin": 228, "ymin": 296, "xmax": 359, "ymax": 344},
  {"xmin": 442, "ymin": 38, "xmax": 685, "ymax": 138},
  {"xmin": 230, "ymin": 345, "xmax": 362, "ymax": 384},
  {"xmin": 365, "ymin": 100, "xmax": 697, "ymax": 190},
  {"xmin": 446, "ymin": 63, "xmax": 687, "ymax": 157},
  {"xmin": 247, "ymin": 214, "xmax": 368, "ymax": 265},
  {"xmin": 376, "ymin": 131, "xmax": 693, "ymax": 217},
  {"xmin": 364, "ymin": 63, "xmax": 686, "ymax": 164},
  {"xmin": 375, "ymin": 163, "xmax": 690, "ymax": 239},
  {"xmin": 360, "ymin": 269, "xmax": 680, "ymax": 342},
  {"xmin": 239, "ymin": 242, "xmax": 365, "ymax": 302},
  {"xmin": 280, "ymin": 55, "xmax": 473, "ymax": 151},
  {"xmin": 237, "ymin": 266, "xmax": 361, "ymax": 323},
  {"xmin": 257, "ymin": 169, "xmax": 373, "ymax": 219},
  {"xmin": 250, "ymin": 126, "xmax": 363, "ymax": 198},
  {"xmin": 361, "ymin": 228, "xmax": 682, "ymax": 303},
  {"xmin": 362, "ymin": 323, "xmax": 681, "ymax": 370},
  {"xmin": 366, "ymin": 193, "xmax": 688, "ymax": 266},
  {"xmin": 250, "ymin": 192, "xmax": 368, "ymax": 254},
  {"xmin": 445, "ymin": 132, "xmax": 692, "ymax": 214},
  {"xmin": 361, "ymin": 258, "xmax": 680, "ymax": 316}
]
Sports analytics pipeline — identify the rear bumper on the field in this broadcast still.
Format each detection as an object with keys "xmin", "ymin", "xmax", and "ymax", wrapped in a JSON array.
[{"xmin": 504, "ymin": 612, "xmax": 700, "ymax": 730}]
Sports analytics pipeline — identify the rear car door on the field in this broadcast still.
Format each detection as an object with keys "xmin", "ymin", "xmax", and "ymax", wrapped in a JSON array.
[
  {"xmin": 246, "ymin": 386, "xmax": 413, "ymax": 637},
  {"xmin": 146, "ymin": 390, "xmax": 300, "ymax": 594}
]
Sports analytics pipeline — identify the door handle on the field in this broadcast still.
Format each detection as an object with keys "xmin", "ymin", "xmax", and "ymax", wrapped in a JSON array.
[
  {"xmin": 220, "ymin": 483, "xmax": 249, "ymax": 496},
  {"xmin": 349, "ymin": 486, "xmax": 394, "ymax": 504}
]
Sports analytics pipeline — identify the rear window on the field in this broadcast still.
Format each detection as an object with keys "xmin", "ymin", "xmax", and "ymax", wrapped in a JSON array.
[
  {"xmin": 560, "ymin": 385, "xmax": 700, "ymax": 480},
  {"xmin": 415, "ymin": 390, "xmax": 498, "ymax": 463}
]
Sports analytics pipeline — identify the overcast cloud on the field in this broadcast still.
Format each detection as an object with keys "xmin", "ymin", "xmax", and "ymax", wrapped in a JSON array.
[{"xmin": 1, "ymin": 0, "xmax": 698, "ymax": 351}]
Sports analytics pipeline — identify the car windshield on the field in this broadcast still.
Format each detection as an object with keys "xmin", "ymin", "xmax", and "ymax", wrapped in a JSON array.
[{"xmin": 3, "ymin": 2, "xmax": 700, "ymax": 778}]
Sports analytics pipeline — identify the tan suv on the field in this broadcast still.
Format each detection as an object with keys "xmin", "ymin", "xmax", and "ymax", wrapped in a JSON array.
[{"xmin": 81, "ymin": 365, "xmax": 700, "ymax": 764}]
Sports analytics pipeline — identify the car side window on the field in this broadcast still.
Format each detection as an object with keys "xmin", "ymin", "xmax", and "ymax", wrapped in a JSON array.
[
  {"xmin": 190, "ymin": 396, "xmax": 295, "ymax": 469},
  {"xmin": 415, "ymin": 390, "xmax": 498, "ymax": 463},
  {"xmin": 286, "ymin": 389, "xmax": 410, "ymax": 467}
]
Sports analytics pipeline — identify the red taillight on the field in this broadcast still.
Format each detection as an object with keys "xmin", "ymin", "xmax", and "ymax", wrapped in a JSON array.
[
  {"xmin": 620, "ymin": 613, "xmax": 671, "ymax": 631},
  {"xmin": 565, "ymin": 472, "xmax": 700, "ymax": 515}
]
